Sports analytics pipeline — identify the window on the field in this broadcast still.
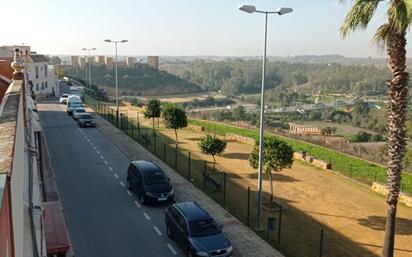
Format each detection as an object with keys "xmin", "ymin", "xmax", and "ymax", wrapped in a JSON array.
[
  {"xmin": 41, "ymin": 82, "xmax": 44, "ymax": 89},
  {"xmin": 45, "ymin": 81, "xmax": 48, "ymax": 88},
  {"xmin": 36, "ymin": 84, "xmax": 39, "ymax": 91},
  {"xmin": 35, "ymin": 66, "xmax": 39, "ymax": 78},
  {"xmin": 44, "ymin": 65, "xmax": 48, "ymax": 77}
]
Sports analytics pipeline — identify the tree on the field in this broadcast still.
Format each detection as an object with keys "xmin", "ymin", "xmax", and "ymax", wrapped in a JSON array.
[
  {"xmin": 232, "ymin": 105, "xmax": 246, "ymax": 121},
  {"xmin": 198, "ymin": 135, "xmax": 227, "ymax": 171},
  {"xmin": 249, "ymin": 137, "xmax": 294, "ymax": 205},
  {"xmin": 161, "ymin": 103, "xmax": 188, "ymax": 149},
  {"xmin": 341, "ymin": 1, "xmax": 411, "ymax": 256},
  {"xmin": 144, "ymin": 99, "xmax": 161, "ymax": 134}
]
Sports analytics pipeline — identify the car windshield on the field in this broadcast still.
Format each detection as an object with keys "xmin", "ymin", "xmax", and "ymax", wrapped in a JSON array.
[
  {"xmin": 80, "ymin": 114, "xmax": 92, "ymax": 119},
  {"xmin": 70, "ymin": 103, "xmax": 82, "ymax": 107},
  {"xmin": 189, "ymin": 219, "xmax": 221, "ymax": 237},
  {"xmin": 143, "ymin": 170, "xmax": 167, "ymax": 185},
  {"xmin": 75, "ymin": 109, "xmax": 85, "ymax": 113},
  {"xmin": 61, "ymin": 95, "xmax": 69, "ymax": 98}
]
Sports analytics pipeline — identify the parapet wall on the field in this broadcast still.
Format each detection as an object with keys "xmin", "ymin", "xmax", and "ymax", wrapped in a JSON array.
[{"xmin": 371, "ymin": 182, "xmax": 412, "ymax": 207}]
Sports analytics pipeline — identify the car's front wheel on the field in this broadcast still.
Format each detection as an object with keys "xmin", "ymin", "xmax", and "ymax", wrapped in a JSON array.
[
  {"xmin": 166, "ymin": 224, "xmax": 173, "ymax": 239},
  {"xmin": 139, "ymin": 194, "xmax": 146, "ymax": 205}
]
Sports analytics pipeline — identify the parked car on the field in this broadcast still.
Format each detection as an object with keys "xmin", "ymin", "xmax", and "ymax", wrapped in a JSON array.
[
  {"xmin": 165, "ymin": 202, "xmax": 233, "ymax": 257},
  {"xmin": 72, "ymin": 107, "xmax": 86, "ymax": 120},
  {"xmin": 77, "ymin": 113, "xmax": 95, "ymax": 127},
  {"xmin": 127, "ymin": 160, "xmax": 174, "ymax": 205},
  {"xmin": 59, "ymin": 94, "xmax": 69, "ymax": 104},
  {"xmin": 67, "ymin": 101, "xmax": 83, "ymax": 116}
]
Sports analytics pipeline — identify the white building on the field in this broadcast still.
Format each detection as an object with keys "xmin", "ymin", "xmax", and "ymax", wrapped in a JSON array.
[{"xmin": 25, "ymin": 55, "xmax": 59, "ymax": 98}]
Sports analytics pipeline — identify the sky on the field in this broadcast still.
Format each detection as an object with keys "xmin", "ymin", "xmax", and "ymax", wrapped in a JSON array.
[{"xmin": 1, "ymin": 0, "xmax": 411, "ymax": 57}]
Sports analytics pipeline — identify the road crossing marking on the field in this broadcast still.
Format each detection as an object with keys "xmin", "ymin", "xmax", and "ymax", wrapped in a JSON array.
[
  {"xmin": 143, "ymin": 212, "xmax": 151, "ymax": 220},
  {"xmin": 167, "ymin": 244, "xmax": 177, "ymax": 255},
  {"xmin": 153, "ymin": 226, "xmax": 162, "ymax": 236}
]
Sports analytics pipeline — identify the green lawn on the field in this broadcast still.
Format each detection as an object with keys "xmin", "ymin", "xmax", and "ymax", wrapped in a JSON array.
[{"xmin": 189, "ymin": 119, "xmax": 412, "ymax": 195}]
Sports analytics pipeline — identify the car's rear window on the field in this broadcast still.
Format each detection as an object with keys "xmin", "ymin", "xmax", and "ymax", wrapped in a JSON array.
[
  {"xmin": 189, "ymin": 219, "xmax": 220, "ymax": 237},
  {"xmin": 142, "ymin": 170, "xmax": 167, "ymax": 185}
]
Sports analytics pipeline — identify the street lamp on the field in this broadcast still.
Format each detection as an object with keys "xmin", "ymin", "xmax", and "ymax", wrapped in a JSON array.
[
  {"xmin": 104, "ymin": 39, "xmax": 128, "ymax": 127},
  {"xmin": 239, "ymin": 4, "xmax": 293, "ymax": 230},
  {"xmin": 82, "ymin": 48, "xmax": 97, "ymax": 86}
]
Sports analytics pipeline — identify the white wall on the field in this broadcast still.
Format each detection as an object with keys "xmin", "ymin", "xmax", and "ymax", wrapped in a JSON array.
[{"xmin": 26, "ymin": 63, "xmax": 58, "ymax": 97}]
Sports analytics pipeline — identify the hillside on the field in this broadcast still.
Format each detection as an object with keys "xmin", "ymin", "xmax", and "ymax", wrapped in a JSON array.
[
  {"xmin": 161, "ymin": 60, "xmax": 412, "ymax": 95},
  {"xmin": 67, "ymin": 65, "xmax": 203, "ymax": 96}
]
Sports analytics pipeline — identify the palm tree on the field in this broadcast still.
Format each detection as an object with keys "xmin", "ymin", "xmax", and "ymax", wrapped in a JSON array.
[{"xmin": 340, "ymin": 1, "xmax": 411, "ymax": 256}]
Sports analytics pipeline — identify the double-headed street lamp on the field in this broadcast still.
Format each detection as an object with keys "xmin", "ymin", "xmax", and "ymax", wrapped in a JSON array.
[
  {"xmin": 82, "ymin": 47, "xmax": 97, "ymax": 85},
  {"xmin": 239, "ymin": 4, "xmax": 293, "ymax": 230},
  {"xmin": 104, "ymin": 39, "xmax": 128, "ymax": 127}
]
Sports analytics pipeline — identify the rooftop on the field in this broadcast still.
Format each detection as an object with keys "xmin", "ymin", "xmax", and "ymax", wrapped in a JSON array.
[
  {"xmin": 29, "ymin": 54, "xmax": 50, "ymax": 63},
  {"xmin": 175, "ymin": 202, "xmax": 211, "ymax": 221}
]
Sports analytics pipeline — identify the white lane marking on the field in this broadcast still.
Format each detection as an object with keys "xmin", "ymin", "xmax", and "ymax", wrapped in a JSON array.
[
  {"xmin": 108, "ymin": 167, "xmax": 113, "ymax": 172},
  {"xmin": 90, "ymin": 142, "xmax": 94, "ymax": 146},
  {"xmin": 114, "ymin": 173, "xmax": 119, "ymax": 179},
  {"xmin": 104, "ymin": 161, "xmax": 108, "ymax": 165},
  {"xmin": 96, "ymin": 150, "xmax": 100, "ymax": 154},
  {"xmin": 143, "ymin": 212, "xmax": 151, "ymax": 220},
  {"xmin": 93, "ymin": 146, "xmax": 97, "ymax": 150},
  {"xmin": 153, "ymin": 226, "xmax": 162, "ymax": 236},
  {"xmin": 120, "ymin": 181, "xmax": 125, "ymax": 187},
  {"xmin": 100, "ymin": 155, "xmax": 104, "ymax": 159},
  {"xmin": 86, "ymin": 139, "xmax": 90, "ymax": 142},
  {"xmin": 167, "ymin": 244, "xmax": 177, "ymax": 255},
  {"xmin": 127, "ymin": 190, "xmax": 132, "ymax": 196},
  {"xmin": 134, "ymin": 200, "xmax": 141, "ymax": 208}
]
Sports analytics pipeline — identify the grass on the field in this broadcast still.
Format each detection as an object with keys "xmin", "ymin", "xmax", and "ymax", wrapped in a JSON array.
[{"xmin": 189, "ymin": 118, "xmax": 412, "ymax": 195}]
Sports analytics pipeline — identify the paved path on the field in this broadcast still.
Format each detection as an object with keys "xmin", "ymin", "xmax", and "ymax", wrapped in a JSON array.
[{"xmin": 90, "ymin": 107, "xmax": 284, "ymax": 257}]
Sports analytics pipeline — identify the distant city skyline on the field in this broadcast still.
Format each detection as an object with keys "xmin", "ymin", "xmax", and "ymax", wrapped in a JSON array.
[{"xmin": 2, "ymin": 0, "xmax": 412, "ymax": 58}]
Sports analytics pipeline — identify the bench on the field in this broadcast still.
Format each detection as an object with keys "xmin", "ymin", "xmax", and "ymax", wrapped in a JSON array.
[{"xmin": 202, "ymin": 172, "xmax": 222, "ymax": 191}]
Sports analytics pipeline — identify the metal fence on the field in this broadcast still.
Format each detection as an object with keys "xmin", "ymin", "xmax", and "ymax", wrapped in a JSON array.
[{"xmin": 88, "ymin": 99, "xmax": 387, "ymax": 257}]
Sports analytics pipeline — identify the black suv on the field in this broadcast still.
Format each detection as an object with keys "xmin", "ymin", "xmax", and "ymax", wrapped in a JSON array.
[
  {"xmin": 77, "ymin": 113, "xmax": 95, "ymax": 127},
  {"xmin": 165, "ymin": 202, "xmax": 233, "ymax": 257},
  {"xmin": 127, "ymin": 161, "xmax": 174, "ymax": 205}
]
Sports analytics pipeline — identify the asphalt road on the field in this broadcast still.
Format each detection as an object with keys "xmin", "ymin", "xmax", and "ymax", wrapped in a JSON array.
[{"xmin": 38, "ymin": 101, "xmax": 185, "ymax": 257}]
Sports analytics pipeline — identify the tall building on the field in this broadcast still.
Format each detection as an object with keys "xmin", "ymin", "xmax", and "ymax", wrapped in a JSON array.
[
  {"xmin": 78, "ymin": 57, "xmax": 87, "ymax": 68},
  {"xmin": 0, "ymin": 45, "xmax": 31, "ymax": 58},
  {"xmin": 71, "ymin": 56, "xmax": 79, "ymax": 67},
  {"xmin": 94, "ymin": 55, "xmax": 105, "ymax": 65},
  {"xmin": 25, "ymin": 54, "xmax": 59, "ymax": 98},
  {"xmin": 125, "ymin": 57, "xmax": 136, "ymax": 68},
  {"xmin": 105, "ymin": 56, "xmax": 114, "ymax": 69},
  {"xmin": 147, "ymin": 56, "xmax": 159, "ymax": 70}
]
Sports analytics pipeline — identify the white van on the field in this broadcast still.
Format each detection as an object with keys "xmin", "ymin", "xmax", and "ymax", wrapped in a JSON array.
[{"xmin": 67, "ymin": 95, "xmax": 83, "ymax": 115}]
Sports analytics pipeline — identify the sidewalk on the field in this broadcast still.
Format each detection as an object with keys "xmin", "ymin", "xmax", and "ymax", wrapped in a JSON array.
[{"xmin": 91, "ymin": 111, "xmax": 284, "ymax": 257}]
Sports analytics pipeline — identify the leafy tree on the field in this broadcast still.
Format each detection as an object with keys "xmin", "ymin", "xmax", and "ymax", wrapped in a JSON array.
[
  {"xmin": 341, "ymin": 1, "xmax": 411, "ymax": 255},
  {"xmin": 249, "ymin": 137, "xmax": 294, "ymax": 205},
  {"xmin": 198, "ymin": 135, "xmax": 227, "ymax": 171},
  {"xmin": 232, "ymin": 105, "xmax": 246, "ymax": 121},
  {"xmin": 161, "ymin": 103, "xmax": 188, "ymax": 148},
  {"xmin": 144, "ymin": 99, "xmax": 161, "ymax": 134}
]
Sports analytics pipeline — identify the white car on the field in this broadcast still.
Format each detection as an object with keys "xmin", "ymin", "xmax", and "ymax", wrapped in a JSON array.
[
  {"xmin": 73, "ymin": 107, "xmax": 86, "ymax": 120},
  {"xmin": 59, "ymin": 94, "xmax": 69, "ymax": 104}
]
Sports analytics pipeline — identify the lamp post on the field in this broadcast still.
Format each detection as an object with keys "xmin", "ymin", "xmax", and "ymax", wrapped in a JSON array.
[
  {"xmin": 239, "ymin": 4, "xmax": 293, "ymax": 230},
  {"xmin": 82, "ymin": 48, "xmax": 97, "ymax": 86},
  {"xmin": 104, "ymin": 39, "xmax": 128, "ymax": 127}
]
